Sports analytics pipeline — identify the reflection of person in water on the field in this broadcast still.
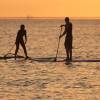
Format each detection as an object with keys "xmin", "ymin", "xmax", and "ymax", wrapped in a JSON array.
[
  {"xmin": 59, "ymin": 17, "xmax": 73, "ymax": 61},
  {"xmin": 15, "ymin": 24, "xmax": 28, "ymax": 60}
]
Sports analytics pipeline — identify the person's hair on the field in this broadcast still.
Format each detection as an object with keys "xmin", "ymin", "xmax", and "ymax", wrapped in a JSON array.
[
  {"xmin": 65, "ymin": 17, "xmax": 69, "ymax": 22},
  {"xmin": 20, "ymin": 24, "xmax": 25, "ymax": 29}
]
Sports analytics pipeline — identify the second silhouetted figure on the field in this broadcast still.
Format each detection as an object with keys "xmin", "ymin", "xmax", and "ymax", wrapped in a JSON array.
[
  {"xmin": 59, "ymin": 17, "xmax": 73, "ymax": 61},
  {"xmin": 15, "ymin": 24, "xmax": 28, "ymax": 60}
]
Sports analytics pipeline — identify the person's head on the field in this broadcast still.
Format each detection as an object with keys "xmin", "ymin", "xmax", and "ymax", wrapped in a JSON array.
[
  {"xmin": 20, "ymin": 24, "xmax": 25, "ymax": 30},
  {"xmin": 65, "ymin": 17, "xmax": 69, "ymax": 23}
]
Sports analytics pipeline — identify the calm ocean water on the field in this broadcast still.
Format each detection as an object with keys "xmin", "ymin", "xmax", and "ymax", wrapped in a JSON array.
[{"xmin": 0, "ymin": 19, "xmax": 100, "ymax": 100}]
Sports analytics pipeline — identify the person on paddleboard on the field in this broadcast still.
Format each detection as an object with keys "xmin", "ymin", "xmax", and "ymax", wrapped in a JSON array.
[
  {"xmin": 15, "ymin": 24, "xmax": 28, "ymax": 60},
  {"xmin": 59, "ymin": 17, "xmax": 73, "ymax": 61}
]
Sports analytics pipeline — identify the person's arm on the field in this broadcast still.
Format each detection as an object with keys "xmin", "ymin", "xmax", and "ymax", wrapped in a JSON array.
[
  {"xmin": 24, "ymin": 31, "xmax": 27, "ymax": 44},
  {"xmin": 59, "ymin": 30, "xmax": 66, "ymax": 38},
  {"xmin": 15, "ymin": 31, "xmax": 19, "ymax": 44},
  {"xmin": 60, "ymin": 24, "xmax": 65, "ymax": 27},
  {"xmin": 59, "ymin": 24, "xmax": 66, "ymax": 38}
]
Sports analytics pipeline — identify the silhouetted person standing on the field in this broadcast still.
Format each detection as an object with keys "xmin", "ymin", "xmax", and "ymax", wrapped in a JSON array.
[
  {"xmin": 15, "ymin": 24, "xmax": 28, "ymax": 60},
  {"xmin": 59, "ymin": 17, "xmax": 73, "ymax": 61}
]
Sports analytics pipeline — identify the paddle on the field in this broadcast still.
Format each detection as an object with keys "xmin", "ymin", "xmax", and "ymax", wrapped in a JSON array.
[
  {"xmin": 54, "ymin": 27, "xmax": 62, "ymax": 61},
  {"xmin": 4, "ymin": 44, "xmax": 15, "ymax": 58}
]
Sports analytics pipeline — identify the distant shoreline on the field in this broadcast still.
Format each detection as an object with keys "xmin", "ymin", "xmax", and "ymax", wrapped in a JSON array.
[{"xmin": 0, "ymin": 17, "xmax": 100, "ymax": 20}]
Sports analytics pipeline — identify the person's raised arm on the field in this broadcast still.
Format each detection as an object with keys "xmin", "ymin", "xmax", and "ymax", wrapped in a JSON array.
[
  {"xmin": 60, "ymin": 24, "xmax": 65, "ymax": 27},
  {"xmin": 59, "ymin": 30, "xmax": 66, "ymax": 38},
  {"xmin": 59, "ymin": 24, "xmax": 66, "ymax": 38}
]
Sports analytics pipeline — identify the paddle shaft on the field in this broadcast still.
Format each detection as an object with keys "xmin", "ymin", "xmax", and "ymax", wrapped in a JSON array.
[
  {"xmin": 4, "ymin": 44, "xmax": 15, "ymax": 57},
  {"xmin": 55, "ymin": 28, "xmax": 62, "ymax": 60}
]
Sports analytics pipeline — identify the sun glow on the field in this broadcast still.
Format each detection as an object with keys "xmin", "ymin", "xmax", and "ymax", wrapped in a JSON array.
[{"xmin": 0, "ymin": 0, "xmax": 100, "ymax": 18}]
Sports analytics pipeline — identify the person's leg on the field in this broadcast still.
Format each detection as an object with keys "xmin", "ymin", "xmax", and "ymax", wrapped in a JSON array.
[
  {"xmin": 65, "ymin": 40, "xmax": 69, "ymax": 61},
  {"xmin": 69, "ymin": 49, "xmax": 72, "ymax": 61},
  {"xmin": 65, "ymin": 49, "xmax": 70, "ymax": 60},
  {"xmin": 15, "ymin": 43, "xmax": 19, "ymax": 60},
  {"xmin": 70, "ymin": 39, "xmax": 72, "ymax": 61},
  {"xmin": 20, "ymin": 41, "xmax": 28, "ymax": 58}
]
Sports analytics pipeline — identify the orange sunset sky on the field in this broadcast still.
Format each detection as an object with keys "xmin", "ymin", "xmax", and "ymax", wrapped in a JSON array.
[{"xmin": 0, "ymin": 0, "xmax": 100, "ymax": 18}]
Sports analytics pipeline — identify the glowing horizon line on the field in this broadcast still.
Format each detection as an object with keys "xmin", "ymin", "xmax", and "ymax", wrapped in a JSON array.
[{"xmin": 0, "ymin": 16, "xmax": 100, "ymax": 19}]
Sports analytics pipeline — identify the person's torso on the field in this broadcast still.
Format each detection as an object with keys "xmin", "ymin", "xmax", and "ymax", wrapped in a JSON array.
[
  {"xmin": 65, "ymin": 22, "xmax": 72, "ymax": 38},
  {"xmin": 16, "ymin": 30, "xmax": 26, "ymax": 41}
]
